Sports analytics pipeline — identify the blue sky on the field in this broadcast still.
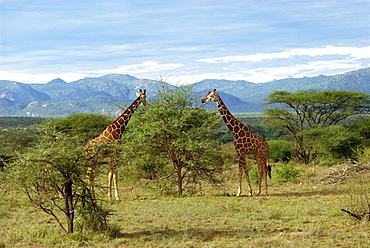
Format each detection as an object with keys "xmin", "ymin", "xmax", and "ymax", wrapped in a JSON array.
[{"xmin": 1, "ymin": 0, "xmax": 369, "ymax": 85}]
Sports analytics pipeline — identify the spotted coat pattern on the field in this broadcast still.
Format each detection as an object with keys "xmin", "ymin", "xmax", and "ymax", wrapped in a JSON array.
[
  {"xmin": 86, "ymin": 89, "xmax": 146, "ymax": 200},
  {"xmin": 202, "ymin": 89, "xmax": 269, "ymax": 196}
]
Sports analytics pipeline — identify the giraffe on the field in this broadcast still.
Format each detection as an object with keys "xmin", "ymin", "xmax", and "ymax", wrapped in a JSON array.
[
  {"xmin": 85, "ymin": 89, "xmax": 146, "ymax": 201},
  {"xmin": 201, "ymin": 89, "xmax": 270, "ymax": 196}
]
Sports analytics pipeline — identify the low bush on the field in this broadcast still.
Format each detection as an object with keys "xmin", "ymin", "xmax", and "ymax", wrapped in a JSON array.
[
  {"xmin": 274, "ymin": 163, "xmax": 300, "ymax": 183},
  {"xmin": 267, "ymin": 140, "xmax": 293, "ymax": 162}
]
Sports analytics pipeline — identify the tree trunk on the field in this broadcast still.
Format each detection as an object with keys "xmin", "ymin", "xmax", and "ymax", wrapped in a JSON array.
[
  {"xmin": 64, "ymin": 180, "xmax": 74, "ymax": 233},
  {"xmin": 295, "ymin": 136, "xmax": 311, "ymax": 164},
  {"xmin": 177, "ymin": 166, "xmax": 183, "ymax": 197}
]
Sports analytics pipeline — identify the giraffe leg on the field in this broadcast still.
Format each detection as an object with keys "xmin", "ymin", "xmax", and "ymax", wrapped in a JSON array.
[
  {"xmin": 87, "ymin": 166, "xmax": 96, "ymax": 199},
  {"xmin": 256, "ymin": 156, "xmax": 263, "ymax": 195},
  {"xmin": 256, "ymin": 156, "xmax": 268, "ymax": 196},
  {"xmin": 263, "ymin": 160, "xmax": 268, "ymax": 195},
  {"xmin": 108, "ymin": 169, "xmax": 113, "ymax": 201},
  {"xmin": 112, "ymin": 168, "xmax": 120, "ymax": 201},
  {"xmin": 109, "ymin": 155, "xmax": 120, "ymax": 201},
  {"xmin": 237, "ymin": 165, "xmax": 243, "ymax": 197},
  {"xmin": 264, "ymin": 167, "xmax": 268, "ymax": 195},
  {"xmin": 237, "ymin": 155, "xmax": 252, "ymax": 197},
  {"xmin": 243, "ymin": 164, "xmax": 253, "ymax": 197},
  {"xmin": 256, "ymin": 168, "xmax": 263, "ymax": 196}
]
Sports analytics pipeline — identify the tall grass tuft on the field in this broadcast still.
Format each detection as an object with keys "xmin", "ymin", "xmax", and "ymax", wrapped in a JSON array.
[{"xmin": 77, "ymin": 201, "xmax": 113, "ymax": 233}]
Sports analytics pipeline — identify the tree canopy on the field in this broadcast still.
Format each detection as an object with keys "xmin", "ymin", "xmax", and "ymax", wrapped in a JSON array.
[
  {"xmin": 264, "ymin": 90, "xmax": 369, "ymax": 131},
  {"xmin": 6, "ymin": 130, "xmax": 111, "ymax": 234},
  {"xmin": 43, "ymin": 113, "xmax": 113, "ymax": 142},
  {"xmin": 121, "ymin": 82, "xmax": 224, "ymax": 196},
  {"xmin": 263, "ymin": 90, "xmax": 370, "ymax": 163}
]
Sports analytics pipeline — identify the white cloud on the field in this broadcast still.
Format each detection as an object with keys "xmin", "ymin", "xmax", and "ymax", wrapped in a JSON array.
[
  {"xmin": 0, "ymin": 61, "xmax": 184, "ymax": 84},
  {"xmin": 165, "ymin": 73, "xmax": 239, "ymax": 85},
  {"xmin": 0, "ymin": 70, "xmax": 88, "ymax": 84},
  {"xmin": 89, "ymin": 61, "xmax": 184, "ymax": 75},
  {"xmin": 166, "ymin": 46, "xmax": 205, "ymax": 52},
  {"xmin": 197, "ymin": 52, "xmax": 289, "ymax": 63},
  {"xmin": 2, "ymin": 45, "xmax": 369, "ymax": 85},
  {"xmin": 197, "ymin": 46, "xmax": 370, "ymax": 63},
  {"xmin": 240, "ymin": 59, "xmax": 364, "ymax": 83}
]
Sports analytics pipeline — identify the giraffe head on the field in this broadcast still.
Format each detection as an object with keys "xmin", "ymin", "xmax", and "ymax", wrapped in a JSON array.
[
  {"xmin": 201, "ymin": 89, "xmax": 218, "ymax": 103},
  {"xmin": 137, "ymin": 89, "xmax": 147, "ymax": 105}
]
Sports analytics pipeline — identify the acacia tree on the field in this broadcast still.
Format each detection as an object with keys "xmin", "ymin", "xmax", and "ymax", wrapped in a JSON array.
[
  {"xmin": 8, "ymin": 131, "xmax": 110, "ymax": 234},
  {"xmin": 122, "ymin": 82, "xmax": 224, "ymax": 196},
  {"xmin": 263, "ymin": 90, "xmax": 370, "ymax": 163},
  {"xmin": 43, "ymin": 113, "xmax": 113, "ymax": 142}
]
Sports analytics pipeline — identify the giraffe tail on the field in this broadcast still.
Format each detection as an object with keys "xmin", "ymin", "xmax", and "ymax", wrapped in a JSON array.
[
  {"xmin": 268, "ymin": 165, "xmax": 272, "ymax": 179},
  {"xmin": 267, "ymin": 152, "xmax": 272, "ymax": 178}
]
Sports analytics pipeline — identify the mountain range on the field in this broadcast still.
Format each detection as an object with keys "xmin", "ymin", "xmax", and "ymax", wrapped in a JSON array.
[{"xmin": 1, "ymin": 67, "xmax": 370, "ymax": 117}]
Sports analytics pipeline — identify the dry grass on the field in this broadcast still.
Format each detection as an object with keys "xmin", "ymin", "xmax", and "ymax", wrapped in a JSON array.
[
  {"xmin": 312, "ymin": 160, "xmax": 370, "ymax": 185},
  {"xmin": 1, "ymin": 163, "xmax": 370, "ymax": 247}
]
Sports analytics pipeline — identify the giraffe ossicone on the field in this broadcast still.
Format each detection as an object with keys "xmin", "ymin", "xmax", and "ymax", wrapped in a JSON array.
[
  {"xmin": 201, "ymin": 89, "xmax": 270, "ymax": 196},
  {"xmin": 85, "ymin": 89, "xmax": 147, "ymax": 201}
]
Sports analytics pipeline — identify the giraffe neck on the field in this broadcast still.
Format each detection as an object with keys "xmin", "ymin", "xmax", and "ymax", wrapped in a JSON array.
[
  {"xmin": 98, "ymin": 95, "xmax": 143, "ymax": 140},
  {"xmin": 214, "ymin": 95, "xmax": 250, "ymax": 133}
]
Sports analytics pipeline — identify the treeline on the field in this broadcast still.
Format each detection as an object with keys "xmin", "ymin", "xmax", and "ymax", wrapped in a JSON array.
[
  {"xmin": 0, "ymin": 117, "xmax": 47, "ymax": 127},
  {"xmin": 0, "ymin": 109, "xmax": 368, "ymax": 165}
]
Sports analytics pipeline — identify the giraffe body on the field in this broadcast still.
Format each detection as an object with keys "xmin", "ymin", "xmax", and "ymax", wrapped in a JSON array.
[
  {"xmin": 202, "ymin": 89, "xmax": 269, "ymax": 196},
  {"xmin": 86, "ymin": 89, "xmax": 146, "ymax": 201}
]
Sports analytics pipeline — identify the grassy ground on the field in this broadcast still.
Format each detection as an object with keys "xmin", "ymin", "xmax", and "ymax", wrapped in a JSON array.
[{"xmin": 1, "ymin": 164, "xmax": 370, "ymax": 247}]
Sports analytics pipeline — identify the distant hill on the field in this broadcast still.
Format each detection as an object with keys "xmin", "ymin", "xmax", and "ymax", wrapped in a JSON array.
[
  {"xmin": 191, "ymin": 67, "xmax": 370, "ymax": 105},
  {"xmin": 0, "ymin": 81, "xmax": 51, "ymax": 116},
  {"xmin": 29, "ymin": 74, "xmax": 161, "ymax": 101},
  {"xmin": 0, "ymin": 68, "xmax": 369, "ymax": 116},
  {"xmin": 196, "ymin": 90, "xmax": 261, "ymax": 113},
  {"xmin": 22, "ymin": 74, "xmax": 174, "ymax": 116}
]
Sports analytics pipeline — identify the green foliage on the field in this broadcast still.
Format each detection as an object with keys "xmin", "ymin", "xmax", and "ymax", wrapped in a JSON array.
[
  {"xmin": 264, "ymin": 90, "xmax": 370, "ymax": 163},
  {"xmin": 0, "ymin": 129, "xmax": 39, "ymax": 154},
  {"xmin": 7, "ymin": 131, "xmax": 110, "ymax": 234},
  {"xmin": 348, "ymin": 117, "xmax": 370, "ymax": 141},
  {"xmin": 264, "ymin": 90, "xmax": 369, "ymax": 130},
  {"xmin": 267, "ymin": 140, "xmax": 293, "ymax": 162},
  {"xmin": 122, "ymin": 81, "xmax": 224, "ymax": 196},
  {"xmin": 0, "ymin": 117, "xmax": 47, "ymax": 157},
  {"xmin": 274, "ymin": 163, "xmax": 300, "ymax": 183},
  {"xmin": 43, "ymin": 113, "xmax": 113, "ymax": 142},
  {"xmin": 0, "ymin": 117, "xmax": 47, "ymax": 127},
  {"xmin": 300, "ymin": 125, "xmax": 362, "ymax": 161},
  {"xmin": 77, "ymin": 202, "xmax": 112, "ymax": 233}
]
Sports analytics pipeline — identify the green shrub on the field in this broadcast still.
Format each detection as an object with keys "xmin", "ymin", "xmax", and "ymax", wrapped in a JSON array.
[
  {"xmin": 348, "ymin": 118, "xmax": 370, "ymax": 140},
  {"xmin": 77, "ymin": 201, "xmax": 112, "ymax": 232},
  {"xmin": 275, "ymin": 163, "xmax": 300, "ymax": 183},
  {"xmin": 302, "ymin": 125, "xmax": 362, "ymax": 161},
  {"xmin": 267, "ymin": 140, "xmax": 293, "ymax": 162}
]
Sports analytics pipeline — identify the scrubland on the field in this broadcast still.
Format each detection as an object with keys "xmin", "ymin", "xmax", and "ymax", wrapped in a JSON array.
[{"xmin": 1, "ymin": 161, "xmax": 370, "ymax": 248}]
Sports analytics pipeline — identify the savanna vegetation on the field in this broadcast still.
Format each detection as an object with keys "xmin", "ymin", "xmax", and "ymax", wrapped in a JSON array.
[{"xmin": 0, "ymin": 84, "xmax": 370, "ymax": 247}]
